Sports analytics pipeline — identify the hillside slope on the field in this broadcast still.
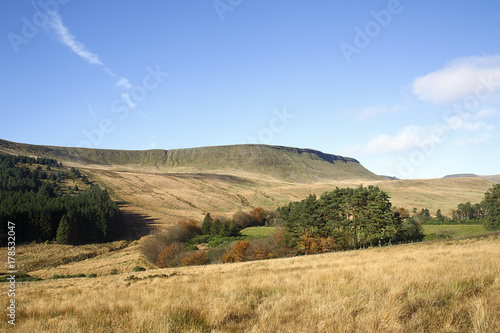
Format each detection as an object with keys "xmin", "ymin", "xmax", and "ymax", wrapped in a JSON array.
[
  {"xmin": 0, "ymin": 139, "xmax": 381, "ymax": 182},
  {"xmin": 443, "ymin": 173, "xmax": 500, "ymax": 183}
]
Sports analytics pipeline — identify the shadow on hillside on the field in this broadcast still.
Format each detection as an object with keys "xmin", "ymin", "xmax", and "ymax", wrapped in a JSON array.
[
  {"xmin": 117, "ymin": 203, "xmax": 159, "ymax": 241},
  {"xmin": 167, "ymin": 172, "xmax": 257, "ymax": 185}
]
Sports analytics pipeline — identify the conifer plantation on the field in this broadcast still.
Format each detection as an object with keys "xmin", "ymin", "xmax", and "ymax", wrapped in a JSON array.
[{"xmin": 0, "ymin": 154, "xmax": 122, "ymax": 245}]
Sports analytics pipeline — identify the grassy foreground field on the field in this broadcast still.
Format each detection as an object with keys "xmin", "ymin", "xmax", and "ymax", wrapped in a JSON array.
[{"xmin": 2, "ymin": 235, "xmax": 498, "ymax": 332}]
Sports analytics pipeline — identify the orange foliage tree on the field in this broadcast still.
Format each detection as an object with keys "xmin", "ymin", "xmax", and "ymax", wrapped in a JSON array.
[
  {"xmin": 222, "ymin": 240, "xmax": 250, "ymax": 263},
  {"xmin": 181, "ymin": 251, "xmax": 208, "ymax": 266},
  {"xmin": 243, "ymin": 239, "xmax": 275, "ymax": 261},
  {"xmin": 156, "ymin": 242, "xmax": 185, "ymax": 268},
  {"xmin": 299, "ymin": 231, "xmax": 337, "ymax": 255},
  {"xmin": 249, "ymin": 207, "xmax": 267, "ymax": 226},
  {"xmin": 178, "ymin": 219, "xmax": 201, "ymax": 238}
]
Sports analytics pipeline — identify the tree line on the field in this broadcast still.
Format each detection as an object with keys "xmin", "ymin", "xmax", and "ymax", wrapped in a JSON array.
[
  {"xmin": 394, "ymin": 184, "xmax": 500, "ymax": 230},
  {"xmin": 0, "ymin": 154, "xmax": 122, "ymax": 245},
  {"xmin": 277, "ymin": 185, "xmax": 424, "ymax": 252},
  {"xmin": 142, "ymin": 185, "xmax": 425, "ymax": 268}
]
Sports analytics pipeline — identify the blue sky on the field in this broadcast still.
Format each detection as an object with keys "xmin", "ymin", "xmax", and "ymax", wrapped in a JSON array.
[{"xmin": 1, "ymin": 0, "xmax": 500, "ymax": 179}]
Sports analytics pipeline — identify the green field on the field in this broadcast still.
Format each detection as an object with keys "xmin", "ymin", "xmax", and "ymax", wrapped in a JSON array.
[
  {"xmin": 423, "ymin": 224, "xmax": 490, "ymax": 239},
  {"xmin": 241, "ymin": 225, "xmax": 492, "ymax": 241},
  {"xmin": 240, "ymin": 226, "xmax": 276, "ymax": 239}
]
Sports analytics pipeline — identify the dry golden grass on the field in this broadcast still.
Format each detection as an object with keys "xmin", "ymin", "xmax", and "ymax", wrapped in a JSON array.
[
  {"xmin": 0, "ymin": 240, "xmax": 147, "ymax": 279},
  {"xmin": 85, "ymin": 166, "xmax": 495, "ymax": 228},
  {"xmin": 2, "ymin": 235, "xmax": 498, "ymax": 332}
]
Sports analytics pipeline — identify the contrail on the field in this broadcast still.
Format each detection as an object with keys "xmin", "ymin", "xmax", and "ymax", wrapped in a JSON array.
[{"xmin": 83, "ymin": 94, "xmax": 106, "ymax": 142}]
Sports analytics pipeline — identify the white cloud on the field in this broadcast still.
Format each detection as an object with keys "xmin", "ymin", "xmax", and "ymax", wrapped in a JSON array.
[
  {"xmin": 452, "ymin": 133, "xmax": 493, "ymax": 146},
  {"xmin": 473, "ymin": 108, "xmax": 498, "ymax": 119},
  {"xmin": 116, "ymin": 77, "xmax": 132, "ymax": 89},
  {"xmin": 364, "ymin": 126, "xmax": 429, "ymax": 154},
  {"xmin": 413, "ymin": 55, "xmax": 500, "ymax": 104},
  {"xmin": 47, "ymin": 12, "xmax": 103, "ymax": 66},
  {"xmin": 446, "ymin": 116, "xmax": 495, "ymax": 132}
]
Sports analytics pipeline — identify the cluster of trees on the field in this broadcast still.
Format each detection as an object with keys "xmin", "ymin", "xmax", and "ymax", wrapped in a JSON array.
[
  {"xmin": 141, "ymin": 207, "xmax": 288, "ymax": 268},
  {"xmin": 277, "ymin": 186, "xmax": 424, "ymax": 253},
  {"xmin": 400, "ymin": 184, "xmax": 500, "ymax": 230},
  {"xmin": 450, "ymin": 184, "xmax": 500, "ymax": 230},
  {"xmin": 0, "ymin": 154, "xmax": 122, "ymax": 245},
  {"xmin": 143, "ymin": 186, "xmax": 426, "ymax": 268},
  {"xmin": 143, "ymin": 184, "xmax": 500, "ymax": 268}
]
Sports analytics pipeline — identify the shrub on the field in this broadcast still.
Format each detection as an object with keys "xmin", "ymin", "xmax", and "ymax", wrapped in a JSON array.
[
  {"xmin": 186, "ymin": 234, "xmax": 211, "ymax": 245},
  {"xmin": 132, "ymin": 266, "xmax": 146, "ymax": 272},
  {"xmin": 156, "ymin": 242, "xmax": 186, "ymax": 268},
  {"xmin": 206, "ymin": 243, "xmax": 230, "ymax": 265},
  {"xmin": 186, "ymin": 245, "xmax": 198, "ymax": 251},
  {"xmin": 0, "ymin": 273, "xmax": 41, "ymax": 282},
  {"xmin": 181, "ymin": 251, "xmax": 208, "ymax": 266},
  {"xmin": 87, "ymin": 273, "xmax": 97, "ymax": 278},
  {"xmin": 233, "ymin": 210, "xmax": 253, "ymax": 227},
  {"xmin": 178, "ymin": 220, "xmax": 201, "ymax": 238},
  {"xmin": 140, "ymin": 225, "xmax": 192, "ymax": 263},
  {"xmin": 140, "ymin": 234, "xmax": 169, "ymax": 263},
  {"xmin": 109, "ymin": 269, "xmax": 118, "ymax": 275},
  {"xmin": 222, "ymin": 240, "xmax": 250, "ymax": 263}
]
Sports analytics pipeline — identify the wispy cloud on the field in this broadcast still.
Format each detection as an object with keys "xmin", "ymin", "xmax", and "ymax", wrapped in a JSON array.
[
  {"xmin": 47, "ymin": 11, "xmax": 103, "ymax": 66},
  {"xmin": 473, "ymin": 108, "xmax": 498, "ymax": 119},
  {"xmin": 413, "ymin": 55, "xmax": 500, "ymax": 104},
  {"xmin": 46, "ymin": 11, "xmax": 132, "ymax": 90},
  {"xmin": 116, "ymin": 77, "xmax": 132, "ymax": 89}
]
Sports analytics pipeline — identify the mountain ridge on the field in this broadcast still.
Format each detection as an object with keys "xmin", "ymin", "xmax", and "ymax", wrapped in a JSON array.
[
  {"xmin": 0, "ymin": 139, "xmax": 382, "ymax": 182},
  {"xmin": 443, "ymin": 173, "xmax": 500, "ymax": 183}
]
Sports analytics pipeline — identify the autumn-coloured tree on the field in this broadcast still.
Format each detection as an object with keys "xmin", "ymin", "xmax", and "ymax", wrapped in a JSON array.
[
  {"xmin": 233, "ymin": 210, "xmax": 252, "ymax": 227},
  {"xmin": 250, "ymin": 207, "xmax": 267, "ymax": 226},
  {"xmin": 178, "ymin": 220, "xmax": 201, "ymax": 238},
  {"xmin": 246, "ymin": 240, "xmax": 274, "ymax": 261},
  {"xmin": 393, "ymin": 207, "xmax": 410, "ymax": 220},
  {"xmin": 222, "ymin": 240, "xmax": 250, "ymax": 263},
  {"xmin": 181, "ymin": 251, "xmax": 208, "ymax": 266},
  {"xmin": 156, "ymin": 242, "xmax": 185, "ymax": 268},
  {"xmin": 299, "ymin": 231, "xmax": 337, "ymax": 255}
]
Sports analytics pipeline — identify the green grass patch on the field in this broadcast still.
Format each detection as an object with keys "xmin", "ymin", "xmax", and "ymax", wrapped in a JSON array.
[
  {"xmin": 51, "ymin": 273, "xmax": 86, "ymax": 279},
  {"xmin": 423, "ymin": 224, "xmax": 490, "ymax": 240},
  {"xmin": 240, "ymin": 226, "xmax": 276, "ymax": 239},
  {"xmin": 0, "ymin": 272, "xmax": 41, "ymax": 282}
]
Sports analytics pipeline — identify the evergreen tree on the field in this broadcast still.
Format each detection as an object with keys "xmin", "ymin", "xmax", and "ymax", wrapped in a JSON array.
[
  {"xmin": 56, "ymin": 213, "xmax": 80, "ymax": 244},
  {"xmin": 229, "ymin": 220, "xmax": 241, "ymax": 237},
  {"xmin": 482, "ymin": 184, "xmax": 500, "ymax": 230},
  {"xmin": 210, "ymin": 219, "xmax": 222, "ymax": 236},
  {"xmin": 219, "ymin": 222, "xmax": 230, "ymax": 237},
  {"xmin": 201, "ymin": 213, "xmax": 213, "ymax": 235}
]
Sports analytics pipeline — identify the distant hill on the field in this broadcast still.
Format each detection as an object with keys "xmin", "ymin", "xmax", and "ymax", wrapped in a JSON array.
[
  {"xmin": 0, "ymin": 139, "xmax": 383, "ymax": 182},
  {"xmin": 379, "ymin": 175, "xmax": 399, "ymax": 180},
  {"xmin": 443, "ymin": 173, "xmax": 500, "ymax": 183}
]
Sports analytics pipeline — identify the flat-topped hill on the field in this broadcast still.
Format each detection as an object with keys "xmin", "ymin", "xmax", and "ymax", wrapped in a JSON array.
[{"xmin": 0, "ymin": 139, "xmax": 382, "ymax": 182}]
